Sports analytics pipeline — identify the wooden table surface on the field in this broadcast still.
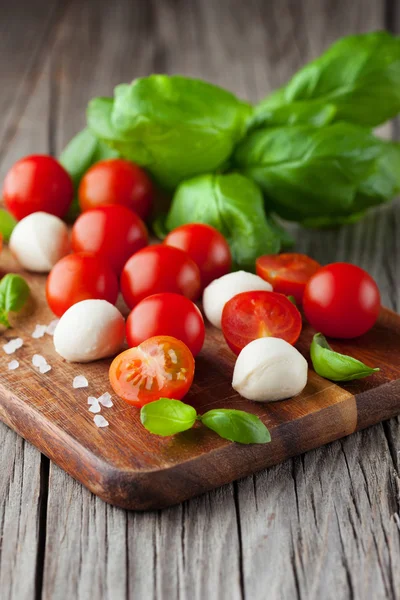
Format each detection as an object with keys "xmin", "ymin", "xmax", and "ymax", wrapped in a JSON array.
[{"xmin": 1, "ymin": 0, "xmax": 400, "ymax": 598}]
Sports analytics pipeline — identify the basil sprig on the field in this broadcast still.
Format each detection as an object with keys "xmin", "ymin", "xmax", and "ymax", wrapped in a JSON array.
[
  {"xmin": 310, "ymin": 333, "xmax": 379, "ymax": 382},
  {"xmin": 140, "ymin": 399, "xmax": 271, "ymax": 445},
  {"xmin": 0, "ymin": 274, "xmax": 30, "ymax": 327},
  {"xmin": 0, "ymin": 209, "xmax": 17, "ymax": 242}
]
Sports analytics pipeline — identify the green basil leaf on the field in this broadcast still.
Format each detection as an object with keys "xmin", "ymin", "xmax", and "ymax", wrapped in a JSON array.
[
  {"xmin": 233, "ymin": 123, "xmax": 400, "ymax": 223},
  {"xmin": 0, "ymin": 209, "xmax": 17, "ymax": 242},
  {"xmin": 200, "ymin": 409, "xmax": 271, "ymax": 444},
  {"xmin": 287, "ymin": 295, "xmax": 297, "ymax": 305},
  {"xmin": 140, "ymin": 399, "xmax": 197, "ymax": 436},
  {"xmin": 253, "ymin": 31, "xmax": 400, "ymax": 128},
  {"xmin": 310, "ymin": 333, "xmax": 379, "ymax": 382},
  {"xmin": 0, "ymin": 274, "xmax": 30, "ymax": 327},
  {"xmin": 87, "ymin": 75, "xmax": 252, "ymax": 190},
  {"xmin": 165, "ymin": 173, "xmax": 280, "ymax": 270}
]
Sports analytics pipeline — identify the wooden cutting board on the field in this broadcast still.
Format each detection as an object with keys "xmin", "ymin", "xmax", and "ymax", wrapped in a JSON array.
[{"xmin": 0, "ymin": 249, "xmax": 400, "ymax": 510}]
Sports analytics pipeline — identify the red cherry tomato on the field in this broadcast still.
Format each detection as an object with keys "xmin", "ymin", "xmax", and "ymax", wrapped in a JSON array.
[
  {"xmin": 256, "ymin": 253, "xmax": 321, "ymax": 304},
  {"xmin": 78, "ymin": 159, "xmax": 153, "ymax": 220},
  {"xmin": 109, "ymin": 335, "xmax": 195, "ymax": 407},
  {"xmin": 126, "ymin": 293, "xmax": 205, "ymax": 356},
  {"xmin": 121, "ymin": 245, "xmax": 201, "ymax": 308},
  {"xmin": 164, "ymin": 224, "xmax": 232, "ymax": 289},
  {"xmin": 46, "ymin": 252, "xmax": 119, "ymax": 317},
  {"xmin": 303, "ymin": 262, "xmax": 380, "ymax": 339},
  {"xmin": 3, "ymin": 155, "xmax": 73, "ymax": 220},
  {"xmin": 71, "ymin": 205, "xmax": 148, "ymax": 274},
  {"xmin": 221, "ymin": 290, "xmax": 302, "ymax": 355}
]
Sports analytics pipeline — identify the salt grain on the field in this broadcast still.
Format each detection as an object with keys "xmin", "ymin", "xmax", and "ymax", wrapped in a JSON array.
[
  {"xmin": 32, "ymin": 354, "xmax": 47, "ymax": 368},
  {"xmin": 32, "ymin": 324, "xmax": 47, "ymax": 339},
  {"xmin": 73, "ymin": 375, "xmax": 88, "ymax": 389},
  {"xmin": 13, "ymin": 338, "xmax": 23, "ymax": 350},
  {"xmin": 39, "ymin": 364, "xmax": 52, "ymax": 374},
  {"xmin": 3, "ymin": 338, "xmax": 23, "ymax": 354},
  {"xmin": 94, "ymin": 415, "xmax": 109, "ymax": 428},
  {"xmin": 46, "ymin": 319, "xmax": 59, "ymax": 336},
  {"xmin": 87, "ymin": 396, "xmax": 97, "ymax": 405},
  {"xmin": 98, "ymin": 392, "xmax": 113, "ymax": 408},
  {"xmin": 8, "ymin": 360, "xmax": 19, "ymax": 370},
  {"xmin": 88, "ymin": 399, "xmax": 101, "ymax": 413}
]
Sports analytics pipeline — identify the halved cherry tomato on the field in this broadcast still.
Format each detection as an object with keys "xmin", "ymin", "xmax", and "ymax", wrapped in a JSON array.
[
  {"xmin": 256, "ymin": 253, "xmax": 321, "ymax": 304},
  {"xmin": 126, "ymin": 293, "xmax": 205, "ymax": 356},
  {"xmin": 78, "ymin": 159, "xmax": 153, "ymax": 220},
  {"xmin": 71, "ymin": 204, "xmax": 148, "ymax": 274},
  {"xmin": 303, "ymin": 262, "xmax": 380, "ymax": 339},
  {"xmin": 46, "ymin": 252, "xmax": 119, "ymax": 317},
  {"xmin": 221, "ymin": 290, "xmax": 302, "ymax": 355},
  {"xmin": 164, "ymin": 224, "xmax": 232, "ymax": 289},
  {"xmin": 121, "ymin": 245, "xmax": 201, "ymax": 308},
  {"xmin": 3, "ymin": 155, "xmax": 74, "ymax": 220},
  {"xmin": 109, "ymin": 335, "xmax": 195, "ymax": 407}
]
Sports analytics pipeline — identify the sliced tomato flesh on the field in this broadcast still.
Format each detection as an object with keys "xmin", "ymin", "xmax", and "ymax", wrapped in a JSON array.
[
  {"xmin": 221, "ymin": 291, "xmax": 302, "ymax": 355},
  {"xmin": 256, "ymin": 253, "xmax": 321, "ymax": 304},
  {"xmin": 109, "ymin": 335, "xmax": 195, "ymax": 407}
]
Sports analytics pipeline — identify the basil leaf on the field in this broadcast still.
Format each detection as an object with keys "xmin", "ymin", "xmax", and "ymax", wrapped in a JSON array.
[
  {"xmin": 0, "ymin": 209, "xmax": 17, "ymax": 242},
  {"xmin": 310, "ymin": 333, "xmax": 379, "ymax": 382},
  {"xmin": 233, "ymin": 123, "xmax": 400, "ymax": 224},
  {"xmin": 165, "ymin": 173, "xmax": 280, "ymax": 269},
  {"xmin": 140, "ymin": 399, "xmax": 197, "ymax": 436},
  {"xmin": 287, "ymin": 295, "xmax": 297, "ymax": 305},
  {"xmin": 200, "ymin": 409, "xmax": 271, "ymax": 444},
  {"xmin": 87, "ymin": 75, "xmax": 252, "ymax": 190},
  {"xmin": 0, "ymin": 274, "xmax": 30, "ymax": 327},
  {"xmin": 253, "ymin": 31, "xmax": 400, "ymax": 128}
]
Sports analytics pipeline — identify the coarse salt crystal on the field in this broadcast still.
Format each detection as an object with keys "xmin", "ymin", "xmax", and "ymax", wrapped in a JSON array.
[
  {"xmin": 88, "ymin": 399, "xmax": 101, "ymax": 413},
  {"xmin": 46, "ymin": 319, "xmax": 59, "ymax": 336},
  {"xmin": 32, "ymin": 324, "xmax": 47, "ymax": 339},
  {"xmin": 32, "ymin": 354, "xmax": 47, "ymax": 367},
  {"xmin": 94, "ymin": 415, "xmax": 109, "ymax": 428},
  {"xmin": 98, "ymin": 392, "xmax": 113, "ymax": 408},
  {"xmin": 13, "ymin": 338, "xmax": 23, "ymax": 350},
  {"xmin": 8, "ymin": 359, "xmax": 19, "ymax": 370},
  {"xmin": 39, "ymin": 364, "xmax": 51, "ymax": 374},
  {"xmin": 87, "ymin": 396, "xmax": 97, "ymax": 405},
  {"xmin": 73, "ymin": 375, "xmax": 88, "ymax": 389},
  {"xmin": 3, "ymin": 338, "xmax": 23, "ymax": 354}
]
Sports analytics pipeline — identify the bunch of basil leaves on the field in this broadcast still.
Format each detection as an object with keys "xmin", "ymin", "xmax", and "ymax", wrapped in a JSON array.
[{"xmin": 60, "ymin": 31, "xmax": 400, "ymax": 268}]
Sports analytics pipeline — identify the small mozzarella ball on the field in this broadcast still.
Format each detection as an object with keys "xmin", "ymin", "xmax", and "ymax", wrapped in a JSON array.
[
  {"xmin": 54, "ymin": 300, "xmax": 125, "ymax": 363},
  {"xmin": 232, "ymin": 337, "xmax": 308, "ymax": 402},
  {"xmin": 9, "ymin": 212, "xmax": 70, "ymax": 273},
  {"xmin": 203, "ymin": 271, "xmax": 273, "ymax": 328}
]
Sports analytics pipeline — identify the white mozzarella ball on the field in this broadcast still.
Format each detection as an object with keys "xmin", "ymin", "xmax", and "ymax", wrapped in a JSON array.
[
  {"xmin": 202, "ymin": 271, "xmax": 273, "ymax": 328},
  {"xmin": 9, "ymin": 212, "xmax": 70, "ymax": 273},
  {"xmin": 54, "ymin": 300, "xmax": 125, "ymax": 363},
  {"xmin": 232, "ymin": 337, "xmax": 308, "ymax": 402}
]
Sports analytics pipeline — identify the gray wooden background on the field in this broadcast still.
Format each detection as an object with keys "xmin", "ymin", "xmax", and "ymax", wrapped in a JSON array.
[{"xmin": 1, "ymin": 1, "xmax": 400, "ymax": 599}]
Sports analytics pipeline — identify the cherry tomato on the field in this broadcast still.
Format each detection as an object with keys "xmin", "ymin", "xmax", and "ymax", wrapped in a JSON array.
[
  {"xmin": 3, "ymin": 155, "xmax": 73, "ymax": 220},
  {"xmin": 126, "ymin": 293, "xmax": 205, "ymax": 356},
  {"xmin": 121, "ymin": 245, "xmax": 201, "ymax": 308},
  {"xmin": 46, "ymin": 252, "xmax": 119, "ymax": 317},
  {"xmin": 109, "ymin": 335, "xmax": 195, "ymax": 407},
  {"xmin": 78, "ymin": 159, "xmax": 153, "ymax": 220},
  {"xmin": 256, "ymin": 253, "xmax": 321, "ymax": 304},
  {"xmin": 164, "ymin": 224, "xmax": 232, "ymax": 289},
  {"xmin": 303, "ymin": 262, "xmax": 380, "ymax": 339},
  {"xmin": 71, "ymin": 205, "xmax": 148, "ymax": 274},
  {"xmin": 221, "ymin": 290, "xmax": 302, "ymax": 355}
]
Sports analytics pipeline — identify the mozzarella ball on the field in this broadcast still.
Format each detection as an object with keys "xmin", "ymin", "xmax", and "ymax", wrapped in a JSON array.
[
  {"xmin": 232, "ymin": 337, "xmax": 308, "ymax": 402},
  {"xmin": 54, "ymin": 300, "xmax": 125, "ymax": 363},
  {"xmin": 203, "ymin": 271, "xmax": 273, "ymax": 328},
  {"xmin": 9, "ymin": 212, "xmax": 70, "ymax": 273}
]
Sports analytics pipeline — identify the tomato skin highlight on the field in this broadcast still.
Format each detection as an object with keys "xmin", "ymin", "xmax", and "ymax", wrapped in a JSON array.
[
  {"xmin": 3, "ymin": 155, "xmax": 73, "ymax": 220},
  {"xmin": 109, "ymin": 335, "xmax": 195, "ymax": 407},
  {"xmin": 126, "ymin": 293, "xmax": 205, "ymax": 356},
  {"xmin": 164, "ymin": 224, "xmax": 232, "ymax": 289},
  {"xmin": 71, "ymin": 204, "xmax": 148, "ymax": 274},
  {"xmin": 303, "ymin": 262, "xmax": 381, "ymax": 339},
  {"xmin": 221, "ymin": 290, "xmax": 302, "ymax": 355},
  {"xmin": 46, "ymin": 252, "xmax": 119, "ymax": 317},
  {"xmin": 121, "ymin": 245, "xmax": 201, "ymax": 308},
  {"xmin": 78, "ymin": 158, "xmax": 153, "ymax": 220},
  {"xmin": 256, "ymin": 253, "xmax": 321, "ymax": 304}
]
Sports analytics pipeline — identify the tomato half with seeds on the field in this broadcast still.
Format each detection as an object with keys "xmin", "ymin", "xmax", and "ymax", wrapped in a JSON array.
[
  {"xmin": 221, "ymin": 291, "xmax": 302, "ymax": 355},
  {"xmin": 109, "ymin": 336, "xmax": 195, "ymax": 407},
  {"xmin": 256, "ymin": 253, "xmax": 321, "ymax": 304}
]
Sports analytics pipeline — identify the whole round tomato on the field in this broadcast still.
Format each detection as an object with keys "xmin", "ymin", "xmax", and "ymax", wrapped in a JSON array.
[
  {"xmin": 256, "ymin": 253, "xmax": 321, "ymax": 304},
  {"xmin": 126, "ymin": 293, "xmax": 205, "ymax": 356},
  {"xmin": 71, "ymin": 205, "xmax": 148, "ymax": 274},
  {"xmin": 46, "ymin": 252, "xmax": 119, "ymax": 317},
  {"xmin": 221, "ymin": 290, "xmax": 302, "ymax": 355},
  {"xmin": 78, "ymin": 159, "xmax": 153, "ymax": 220},
  {"xmin": 121, "ymin": 245, "xmax": 201, "ymax": 308},
  {"xmin": 109, "ymin": 335, "xmax": 195, "ymax": 407},
  {"xmin": 164, "ymin": 224, "xmax": 231, "ymax": 289},
  {"xmin": 303, "ymin": 263, "xmax": 381, "ymax": 339},
  {"xmin": 3, "ymin": 155, "xmax": 74, "ymax": 221}
]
